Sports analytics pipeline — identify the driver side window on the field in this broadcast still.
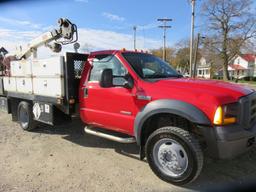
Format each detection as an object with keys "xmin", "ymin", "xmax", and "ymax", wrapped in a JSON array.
[{"xmin": 89, "ymin": 55, "xmax": 127, "ymax": 82}]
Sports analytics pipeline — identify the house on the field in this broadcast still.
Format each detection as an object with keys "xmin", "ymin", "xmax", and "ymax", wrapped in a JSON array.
[
  {"xmin": 196, "ymin": 57, "xmax": 211, "ymax": 79},
  {"xmin": 228, "ymin": 54, "xmax": 256, "ymax": 78}
]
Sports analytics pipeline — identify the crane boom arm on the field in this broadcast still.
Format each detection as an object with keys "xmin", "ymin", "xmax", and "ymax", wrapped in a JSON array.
[{"xmin": 16, "ymin": 18, "xmax": 78, "ymax": 60}]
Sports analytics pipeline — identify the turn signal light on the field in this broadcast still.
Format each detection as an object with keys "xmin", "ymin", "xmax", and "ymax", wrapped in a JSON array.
[
  {"xmin": 223, "ymin": 117, "xmax": 236, "ymax": 124},
  {"xmin": 213, "ymin": 106, "xmax": 237, "ymax": 125},
  {"xmin": 213, "ymin": 106, "xmax": 223, "ymax": 125}
]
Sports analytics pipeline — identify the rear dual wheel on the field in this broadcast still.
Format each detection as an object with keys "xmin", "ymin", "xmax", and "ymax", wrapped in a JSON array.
[
  {"xmin": 18, "ymin": 101, "xmax": 37, "ymax": 131},
  {"xmin": 146, "ymin": 127, "xmax": 203, "ymax": 185}
]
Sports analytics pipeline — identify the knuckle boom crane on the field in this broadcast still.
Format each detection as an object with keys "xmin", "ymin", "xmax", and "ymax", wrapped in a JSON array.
[
  {"xmin": 2, "ymin": 18, "xmax": 78, "ymax": 75},
  {"xmin": 17, "ymin": 18, "xmax": 78, "ymax": 60}
]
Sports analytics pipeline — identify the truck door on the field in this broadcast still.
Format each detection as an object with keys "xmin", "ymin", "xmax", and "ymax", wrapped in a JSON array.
[{"xmin": 81, "ymin": 54, "xmax": 137, "ymax": 135}]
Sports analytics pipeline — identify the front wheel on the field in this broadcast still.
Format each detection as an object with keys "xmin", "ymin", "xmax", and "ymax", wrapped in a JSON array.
[{"xmin": 145, "ymin": 127, "xmax": 203, "ymax": 185}]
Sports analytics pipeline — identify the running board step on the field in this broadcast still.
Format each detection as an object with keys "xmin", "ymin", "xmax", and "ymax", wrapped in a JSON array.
[{"xmin": 84, "ymin": 126, "xmax": 136, "ymax": 144}]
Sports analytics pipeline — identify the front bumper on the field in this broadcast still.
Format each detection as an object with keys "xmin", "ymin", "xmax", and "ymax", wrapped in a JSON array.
[{"xmin": 201, "ymin": 123, "xmax": 256, "ymax": 159}]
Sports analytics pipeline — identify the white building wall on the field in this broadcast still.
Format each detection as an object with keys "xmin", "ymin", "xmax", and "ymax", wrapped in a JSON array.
[
  {"xmin": 229, "ymin": 55, "xmax": 256, "ymax": 77},
  {"xmin": 196, "ymin": 57, "xmax": 211, "ymax": 79},
  {"xmin": 197, "ymin": 68, "xmax": 211, "ymax": 79},
  {"xmin": 233, "ymin": 56, "xmax": 248, "ymax": 68},
  {"xmin": 199, "ymin": 57, "xmax": 206, "ymax": 66}
]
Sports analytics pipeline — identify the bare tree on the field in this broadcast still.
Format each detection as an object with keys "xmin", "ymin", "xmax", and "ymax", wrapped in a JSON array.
[
  {"xmin": 201, "ymin": 0, "xmax": 256, "ymax": 80},
  {"xmin": 242, "ymin": 39, "xmax": 256, "ymax": 54},
  {"xmin": 173, "ymin": 39, "xmax": 202, "ymax": 74},
  {"xmin": 150, "ymin": 47, "xmax": 176, "ymax": 65},
  {"xmin": 201, "ymin": 37, "xmax": 223, "ymax": 77}
]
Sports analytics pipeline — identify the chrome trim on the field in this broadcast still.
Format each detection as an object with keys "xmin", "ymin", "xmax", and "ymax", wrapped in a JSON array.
[
  {"xmin": 136, "ymin": 95, "xmax": 152, "ymax": 101},
  {"xmin": 84, "ymin": 126, "xmax": 136, "ymax": 144},
  {"xmin": 120, "ymin": 111, "xmax": 132, "ymax": 115}
]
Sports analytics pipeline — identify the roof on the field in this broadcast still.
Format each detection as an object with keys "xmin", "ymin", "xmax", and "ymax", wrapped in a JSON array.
[
  {"xmin": 229, "ymin": 64, "xmax": 246, "ymax": 70},
  {"xmin": 90, "ymin": 49, "xmax": 149, "ymax": 56},
  {"xmin": 241, "ymin": 54, "xmax": 256, "ymax": 62},
  {"xmin": 90, "ymin": 50, "xmax": 118, "ymax": 56}
]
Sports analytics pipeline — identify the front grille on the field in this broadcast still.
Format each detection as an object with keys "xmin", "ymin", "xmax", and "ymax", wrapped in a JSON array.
[
  {"xmin": 250, "ymin": 96, "xmax": 256, "ymax": 125},
  {"xmin": 240, "ymin": 92, "xmax": 256, "ymax": 129}
]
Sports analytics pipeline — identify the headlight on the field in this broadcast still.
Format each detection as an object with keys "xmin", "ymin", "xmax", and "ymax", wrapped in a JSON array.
[{"xmin": 213, "ymin": 103, "xmax": 238, "ymax": 125}]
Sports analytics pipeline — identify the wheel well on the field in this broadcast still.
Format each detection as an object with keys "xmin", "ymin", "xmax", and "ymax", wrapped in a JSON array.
[
  {"xmin": 9, "ymin": 98, "xmax": 32, "ymax": 122},
  {"xmin": 140, "ymin": 113, "xmax": 201, "ymax": 146}
]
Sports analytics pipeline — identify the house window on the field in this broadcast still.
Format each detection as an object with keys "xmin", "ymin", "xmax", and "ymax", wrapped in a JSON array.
[
  {"xmin": 198, "ymin": 70, "xmax": 202, "ymax": 75},
  {"xmin": 237, "ymin": 58, "xmax": 240, "ymax": 64}
]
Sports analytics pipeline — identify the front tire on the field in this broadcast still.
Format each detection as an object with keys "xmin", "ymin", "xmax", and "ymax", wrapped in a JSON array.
[
  {"xmin": 18, "ymin": 101, "xmax": 37, "ymax": 131},
  {"xmin": 145, "ymin": 127, "xmax": 203, "ymax": 185}
]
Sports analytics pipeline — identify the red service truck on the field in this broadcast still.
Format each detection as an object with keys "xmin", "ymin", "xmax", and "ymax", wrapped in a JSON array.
[{"xmin": 0, "ymin": 19, "xmax": 256, "ymax": 185}]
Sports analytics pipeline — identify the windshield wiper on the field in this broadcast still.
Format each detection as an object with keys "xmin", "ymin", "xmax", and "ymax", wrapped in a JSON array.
[
  {"xmin": 145, "ymin": 74, "xmax": 169, "ymax": 79},
  {"xmin": 145, "ymin": 74, "xmax": 183, "ymax": 79}
]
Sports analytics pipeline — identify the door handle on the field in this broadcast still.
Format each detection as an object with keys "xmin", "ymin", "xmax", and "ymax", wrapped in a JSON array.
[{"xmin": 83, "ymin": 87, "xmax": 88, "ymax": 97}]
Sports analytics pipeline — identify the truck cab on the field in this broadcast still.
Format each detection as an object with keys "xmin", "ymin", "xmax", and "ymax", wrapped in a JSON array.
[{"xmin": 78, "ymin": 49, "xmax": 256, "ymax": 185}]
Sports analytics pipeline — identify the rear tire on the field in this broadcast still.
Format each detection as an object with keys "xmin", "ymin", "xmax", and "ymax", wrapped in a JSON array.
[
  {"xmin": 145, "ymin": 126, "xmax": 203, "ymax": 185},
  {"xmin": 18, "ymin": 101, "xmax": 37, "ymax": 131}
]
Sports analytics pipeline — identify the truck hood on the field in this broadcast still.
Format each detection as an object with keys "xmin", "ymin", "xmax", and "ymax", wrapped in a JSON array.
[{"xmin": 150, "ymin": 78, "xmax": 254, "ymax": 104}]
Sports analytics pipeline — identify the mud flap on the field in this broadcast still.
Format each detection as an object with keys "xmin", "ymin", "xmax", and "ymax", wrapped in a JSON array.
[
  {"xmin": 0, "ymin": 97, "xmax": 9, "ymax": 112},
  {"xmin": 32, "ymin": 101, "xmax": 53, "ymax": 125}
]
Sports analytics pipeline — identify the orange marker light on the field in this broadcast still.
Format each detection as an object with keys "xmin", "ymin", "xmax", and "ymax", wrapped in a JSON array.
[{"xmin": 213, "ymin": 106, "xmax": 223, "ymax": 125}]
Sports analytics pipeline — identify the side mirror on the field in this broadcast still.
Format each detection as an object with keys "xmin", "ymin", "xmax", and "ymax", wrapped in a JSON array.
[{"xmin": 100, "ymin": 68, "xmax": 113, "ymax": 88}]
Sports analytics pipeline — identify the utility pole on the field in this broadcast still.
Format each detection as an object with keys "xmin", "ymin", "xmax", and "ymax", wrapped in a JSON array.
[
  {"xmin": 189, "ymin": 0, "xmax": 196, "ymax": 77},
  {"xmin": 133, "ymin": 26, "xmax": 137, "ymax": 50},
  {"xmin": 193, "ymin": 33, "xmax": 206, "ymax": 78},
  {"xmin": 157, "ymin": 18, "xmax": 172, "ymax": 61},
  {"xmin": 193, "ymin": 33, "xmax": 200, "ymax": 78}
]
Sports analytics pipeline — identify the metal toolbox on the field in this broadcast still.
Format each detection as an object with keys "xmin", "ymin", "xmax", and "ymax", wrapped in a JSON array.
[
  {"xmin": 33, "ymin": 77, "xmax": 64, "ymax": 97},
  {"xmin": 3, "ymin": 77, "xmax": 17, "ymax": 92},
  {"xmin": 16, "ymin": 77, "xmax": 33, "ymax": 94},
  {"xmin": 32, "ymin": 57, "xmax": 64, "ymax": 77},
  {"xmin": 10, "ymin": 60, "xmax": 32, "ymax": 77}
]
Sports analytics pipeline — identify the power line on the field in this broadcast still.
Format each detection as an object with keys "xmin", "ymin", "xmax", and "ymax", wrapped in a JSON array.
[{"xmin": 157, "ymin": 18, "xmax": 172, "ymax": 61}]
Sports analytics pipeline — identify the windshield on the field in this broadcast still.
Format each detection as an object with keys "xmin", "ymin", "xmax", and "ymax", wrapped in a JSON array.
[{"xmin": 122, "ymin": 52, "xmax": 181, "ymax": 79}]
